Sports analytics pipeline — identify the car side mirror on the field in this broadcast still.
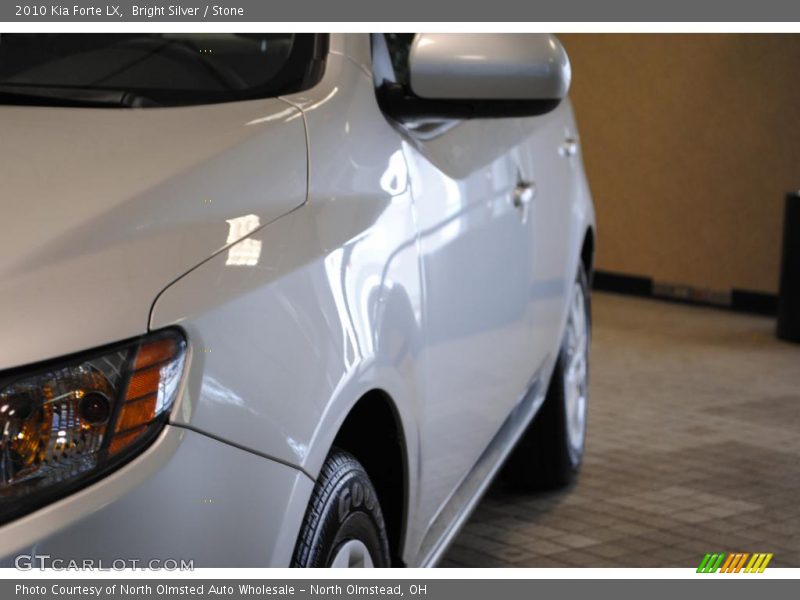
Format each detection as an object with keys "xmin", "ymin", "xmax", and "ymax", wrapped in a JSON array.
[{"xmin": 377, "ymin": 33, "xmax": 571, "ymax": 122}]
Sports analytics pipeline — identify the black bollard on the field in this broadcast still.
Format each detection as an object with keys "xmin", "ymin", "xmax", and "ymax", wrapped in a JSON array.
[{"xmin": 777, "ymin": 192, "xmax": 800, "ymax": 342}]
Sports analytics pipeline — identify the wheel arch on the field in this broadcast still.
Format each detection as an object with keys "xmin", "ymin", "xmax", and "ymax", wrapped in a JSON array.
[
  {"xmin": 580, "ymin": 226, "xmax": 595, "ymax": 284},
  {"xmin": 330, "ymin": 388, "xmax": 410, "ymax": 567}
]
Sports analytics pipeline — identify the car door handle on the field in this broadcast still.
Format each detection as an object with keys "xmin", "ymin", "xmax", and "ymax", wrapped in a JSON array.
[
  {"xmin": 559, "ymin": 137, "xmax": 579, "ymax": 158},
  {"xmin": 512, "ymin": 182, "xmax": 536, "ymax": 209}
]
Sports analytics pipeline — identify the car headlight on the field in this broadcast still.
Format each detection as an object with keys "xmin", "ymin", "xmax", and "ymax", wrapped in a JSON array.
[{"xmin": 0, "ymin": 329, "xmax": 186, "ymax": 523}]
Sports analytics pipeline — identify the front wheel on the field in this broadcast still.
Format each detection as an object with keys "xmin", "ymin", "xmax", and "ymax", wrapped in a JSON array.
[
  {"xmin": 291, "ymin": 449, "xmax": 390, "ymax": 567},
  {"xmin": 502, "ymin": 264, "xmax": 591, "ymax": 490}
]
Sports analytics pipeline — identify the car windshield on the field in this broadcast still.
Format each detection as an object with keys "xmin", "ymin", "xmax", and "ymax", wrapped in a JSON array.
[{"xmin": 0, "ymin": 33, "xmax": 326, "ymax": 107}]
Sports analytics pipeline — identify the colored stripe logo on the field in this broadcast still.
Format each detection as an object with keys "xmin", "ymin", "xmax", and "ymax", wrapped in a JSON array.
[{"xmin": 697, "ymin": 552, "xmax": 773, "ymax": 573}]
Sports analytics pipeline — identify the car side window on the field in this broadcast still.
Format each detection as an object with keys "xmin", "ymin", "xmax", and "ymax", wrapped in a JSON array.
[{"xmin": 383, "ymin": 34, "xmax": 414, "ymax": 86}]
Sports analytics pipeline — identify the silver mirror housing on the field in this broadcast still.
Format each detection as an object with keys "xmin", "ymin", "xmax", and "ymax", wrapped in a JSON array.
[
  {"xmin": 376, "ymin": 34, "xmax": 571, "ymax": 122},
  {"xmin": 409, "ymin": 33, "xmax": 571, "ymax": 101}
]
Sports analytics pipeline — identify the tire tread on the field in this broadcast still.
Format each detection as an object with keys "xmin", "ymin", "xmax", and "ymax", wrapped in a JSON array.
[{"xmin": 291, "ymin": 448, "xmax": 389, "ymax": 567}]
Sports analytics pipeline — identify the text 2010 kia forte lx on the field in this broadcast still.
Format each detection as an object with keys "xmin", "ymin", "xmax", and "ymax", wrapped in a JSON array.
[{"xmin": 0, "ymin": 33, "xmax": 594, "ymax": 567}]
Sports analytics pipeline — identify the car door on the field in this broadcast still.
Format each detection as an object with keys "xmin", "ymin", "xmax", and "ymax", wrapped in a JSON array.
[
  {"xmin": 512, "ymin": 101, "xmax": 585, "ymax": 370},
  {"xmin": 373, "ymin": 33, "xmax": 576, "ymax": 560},
  {"xmin": 402, "ymin": 118, "xmax": 536, "ymax": 542}
]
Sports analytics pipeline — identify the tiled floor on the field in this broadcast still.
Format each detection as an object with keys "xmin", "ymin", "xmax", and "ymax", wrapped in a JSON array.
[{"xmin": 442, "ymin": 292, "xmax": 800, "ymax": 567}]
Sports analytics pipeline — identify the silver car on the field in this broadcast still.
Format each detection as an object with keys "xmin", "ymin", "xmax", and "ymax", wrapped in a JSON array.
[{"xmin": 0, "ymin": 33, "xmax": 595, "ymax": 567}]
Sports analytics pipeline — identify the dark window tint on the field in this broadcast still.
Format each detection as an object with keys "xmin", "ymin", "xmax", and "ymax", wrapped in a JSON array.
[
  {"xmin": 383, "ymin": 34, "xmax": 415, "ymax": 86},
  {"xmin": 0, "ymin": 33, "xmax": 327, "ymax": 107}
]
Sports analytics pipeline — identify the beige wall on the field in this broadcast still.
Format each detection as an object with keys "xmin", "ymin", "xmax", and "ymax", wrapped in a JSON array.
[{"xmin": 559, "ymin": 34, "xmax": 800, "ymax": 294}]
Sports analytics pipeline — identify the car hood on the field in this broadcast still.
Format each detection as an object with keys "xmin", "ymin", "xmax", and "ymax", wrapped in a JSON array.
[{"xmin": 0, "ymin": 100, "xmax": 307, "ymax": 369}]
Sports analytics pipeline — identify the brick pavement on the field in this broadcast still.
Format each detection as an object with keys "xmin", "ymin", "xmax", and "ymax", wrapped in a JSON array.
[{"xmin": 442, "ymin": 293, "xmax": 800, "ymax": 567}]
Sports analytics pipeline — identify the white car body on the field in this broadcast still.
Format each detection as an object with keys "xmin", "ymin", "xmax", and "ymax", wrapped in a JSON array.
[{"xmin": 0, "ymin": 33, "xmax": 594, "ymax": 567}]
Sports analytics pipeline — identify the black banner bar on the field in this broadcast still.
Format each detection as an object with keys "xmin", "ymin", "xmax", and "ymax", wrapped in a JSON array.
[
  {"xmin": 3, "ymin": 579, "xmax": 798, "ymax": 600},
  {"xmin": 3, "ymin": 0, "xmax": 800, "ymax": 22}
]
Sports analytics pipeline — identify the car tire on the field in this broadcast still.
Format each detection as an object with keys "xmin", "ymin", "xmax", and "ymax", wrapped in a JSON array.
[
  {"xmin": 502, "ymin": 263, "xmax": 591, "ymax": 491},
  {"xmin": 291, "ymin": 448, "xmax": 391, "ymax": 567}
]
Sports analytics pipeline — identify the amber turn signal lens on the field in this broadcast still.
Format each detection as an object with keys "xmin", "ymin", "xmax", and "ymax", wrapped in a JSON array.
[
  {"xmin": 134, "ymin": 337, "xmax": 178, "ymax": 370},
  {"xmin": 108, "ymin": 426, "xmax": 147, "ymax": 456},
  {"xmin": 114, "ymin": 394, "xmax": 157, "ymax": 434},
  {"xmin": 109, "ymin": 337, "xmax": 184, "ymax": 455},
  {"xmin": 124, "ymin": 366, "xmax": 161, "ymax": 402}
]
